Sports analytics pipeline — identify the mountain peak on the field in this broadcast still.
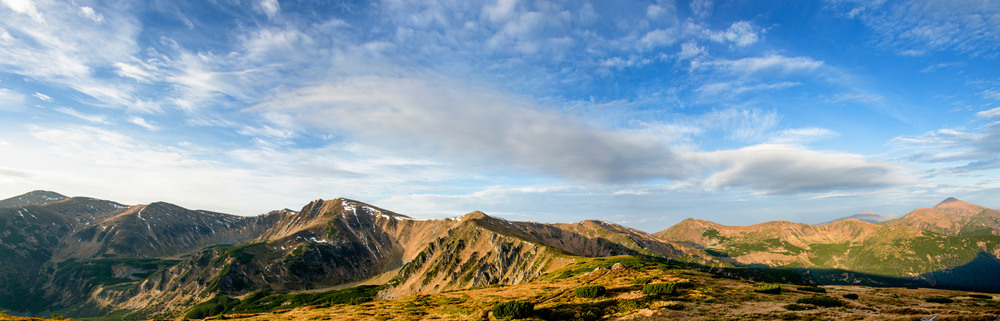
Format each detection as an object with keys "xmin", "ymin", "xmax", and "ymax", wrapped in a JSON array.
[
  {"xmin": 461, "ymin": 211, "xmax": 490, "ymax": 220},
  {"xmin": 0, "ymin": 190, "xmax": 69, "ymax": 208},
  {"xmin": 936, "ymin": 197, "xmax": 963, "ymax": 206},
  {"xmin": 933, "ymin": 197, "xmax": 984, "ymax": 214}
]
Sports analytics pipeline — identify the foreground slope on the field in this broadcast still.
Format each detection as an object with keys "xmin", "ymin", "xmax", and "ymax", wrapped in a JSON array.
[{"xmin": 182, "ymin": 256, "xmax": 1000, "ymax": 321}]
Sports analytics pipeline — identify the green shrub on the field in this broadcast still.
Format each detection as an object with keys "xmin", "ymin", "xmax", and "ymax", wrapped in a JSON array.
[
  {"xmin": 575, "ymin": 285, "xmax": 606, "ymax": 298},
  {"xmin": 796, "ymin": 286, "xmax": 826, "ymax": 293},
  {"xmin": 492, "ymin": 300, "xmax": 534, "ymax": 320},
  {"xmin": 664, "ymin": 302, "xmax": 685, "ymax": 310},
  {"xmin": 926, "ymin": 296, "xmax": 953, "ymax": 304},
  {"xmin": 842, "ymin": 293, "xmax": 859, "ymax": 300},
  {"xmin": 615, "ymin": 298, "xmax": 647, "ymax": 312},
  {"xmin": 784, "ymin": 303, "xmax": 815, "ymax": 311},
  {"xmin": 643, "ymin": 282, "xmax": 677, "ymax": 297},
  {"xmin": 969, "ymin": 294, "xmax": 992, "ymax": 300},
  {"xmin": 754, "ymin": 284, "xmax": 782, "ymax": 294},
  {"xmin": 796, "ymin": 296, "xmax": 843, "ymax": 307}
]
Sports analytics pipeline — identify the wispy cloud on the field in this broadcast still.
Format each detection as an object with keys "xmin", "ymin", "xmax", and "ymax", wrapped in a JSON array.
[
  {"xmin": 53, "ymin": 107, "xmax": 109, "ymax": 124},
  {"xmin": 704, "ymin": 55, "xmax": 824, "ymax": 75},
  {"xmin": 128, "ymin": 116, "xmax": 159, "ymax": 131},
  {"xmin": 32, "ymin": 92, "xmax": 53, "ymax": 102},
  {"xmin": 0, "ymin": 88, "xmax": 25, "ymax": 110},
  {"xmin": 829, "ymin": 0, "xmax": 1000, "ymax": 56}
]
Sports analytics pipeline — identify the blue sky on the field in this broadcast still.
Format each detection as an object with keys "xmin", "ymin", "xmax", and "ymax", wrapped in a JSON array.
[{"xmin": 1, "ymin": 0, "xmax": 999, "ymax": 231}]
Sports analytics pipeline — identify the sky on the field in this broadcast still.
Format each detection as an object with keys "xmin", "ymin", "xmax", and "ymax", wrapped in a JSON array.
[{"xmin": 1, "ymin": 0, "xmax": 999, "ymax": 232}]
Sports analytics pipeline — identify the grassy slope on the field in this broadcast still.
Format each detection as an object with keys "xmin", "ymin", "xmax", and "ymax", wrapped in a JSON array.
[{"xmin": 161, "ymin": 255, "xmax": 1000, "ymax": 321}]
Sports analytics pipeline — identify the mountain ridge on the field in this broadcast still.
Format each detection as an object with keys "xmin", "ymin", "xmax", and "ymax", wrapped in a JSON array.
[{"xmin": 4, "ymin": 192, "xmax": 1000, "ymax": 320}]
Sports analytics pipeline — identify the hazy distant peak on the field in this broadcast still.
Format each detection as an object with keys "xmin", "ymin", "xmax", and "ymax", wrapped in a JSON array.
[{"xmin": 819, "ymin": 212, "xmax": 898, "ymax": 225}]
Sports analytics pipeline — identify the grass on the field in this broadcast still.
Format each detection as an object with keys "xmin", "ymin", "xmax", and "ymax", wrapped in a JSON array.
[
  {"xmin": 183, "ymin": 285, "xmax": 383, "ymax": 319},
  {"xmin": 19, "ymin": 255, "xmax": 1000, "ymax": 321}
]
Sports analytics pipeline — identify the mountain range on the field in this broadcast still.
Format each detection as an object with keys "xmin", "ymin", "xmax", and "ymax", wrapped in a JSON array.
[{"xmin": 0, "ymin": 191, "xmax": 998, "ymax": 319}]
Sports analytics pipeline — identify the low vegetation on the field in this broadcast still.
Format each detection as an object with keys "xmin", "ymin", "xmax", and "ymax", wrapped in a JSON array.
[
  {"xmin": 184, "ymin": 285, "xmax": 382, "ymax": 319},
  {"xmin": 754, "ymin": 284, "xmax": 782, "ymax": 294},
  {"xmin": 796, "ymin": 296, "xmax": 844, "ymax": 307},
  {"xmin": 574, "ymin": 285, "xmax": 606, "ymax": 298},
  {"xmin": 796, "ymin": 285, "xmax": 827, "ymax": 293},
  {"xmin": 926, "ymin": 296, "xmax": 954, "ymax": 303},
  {"xmin": 642, "ymin": 282, "xmax": 677, "ymax": 297},
  {"xmin": 842, "ymin": 293, "xmax": 859, "ymax": 300},
  {"xmin": 491, "ymin": 300, "xmax": 533, "ymax": 320}
]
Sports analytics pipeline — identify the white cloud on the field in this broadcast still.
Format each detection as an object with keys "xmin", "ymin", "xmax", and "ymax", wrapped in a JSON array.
[
  {"xmin": 484, "ymin": 0, "xmax": 518, "ymax": 23},
  {"xmin": 677, "ymin": 41, "xmax": 706, "ymax": 60},
  {"xmin": 252, "ymin": 75, "xmax": 687, "ymax": 183},
  {"xmin": 32, "ymin": 92, "xmax": 53, "ymax": 102},
  {"xmin": 256, "ymin": 0, "xmax": 280, "ymax": 19},
  {"xmin": 696, "ymin": 81, "xmax": 800, "ymax": 97},
  {"xmin": 831, "ymin": 0, "xmax": 1000, "ymax": 55},
  {"xmin": 114, "ymin": 62, "xmax": 153, "ymax": 82},
  {"xmin": 639, "ymin": 28, "xmax": 680, "ymax": 49},
  {"xmin": 128, "ymin": 116, "xmax": 159, "ymax": 131},
  {"xmin": 826, "ymin": 92, "xmax": 884, "ymax": 103},
  {"xmin": 768, "ymin": 128, "xmax": 838, "ymax": 144},
  {"xmin": 978, "ymin": 107, "xmax": 1000, "ymax": 119},
  {"xmin": 707, "ymin": 21, "xmax": 761, "ymax": 47},
  {"xmin": 0, "ymin": 88, "xmax": 25, "ymax": 110},
  {"xmin": 708, "ymin": 107, "xmax": 781, "ymax": 142},
  {"xmin": 1, "ymin": 0, "xmax": 43, "ymax": 21},
  {"xmin": 981, "ymin": 90, "xmax": 1000, "ymax": 101},
  {"xmin": 690, "ymin": 0, "xmax": 713, "ymax": 18},
  {"xmin": 0, "ymin": 0, "xmax": 142, "ymax": 109},
  {"xmin": 53, "ymin": 106, "xmax": 109, "ymax": 124},
  {"xmin": 698, "ymin": 144, "xmax": 914, "ymax": 194},
  {"xmin": 79, "ymin": 6, "xmax": 103, "ymax": 23},
  {"xmin": 707, "ymin": 55, "xmax": 824, "ymax": 75}
]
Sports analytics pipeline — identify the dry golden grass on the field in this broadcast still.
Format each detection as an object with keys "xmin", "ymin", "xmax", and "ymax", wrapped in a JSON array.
[
  {"xmin": 8, "ymin": 256, "xmax": 1000, "ymax": 321},
  {"xmin": 190, "ymin": 257, "xmax": 1000, "ymax": 321}
]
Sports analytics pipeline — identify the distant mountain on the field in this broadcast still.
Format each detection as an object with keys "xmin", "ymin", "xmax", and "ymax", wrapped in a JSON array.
[
  {"xmin": 653, "ymin": 198, "xmax": 1000, "ymax": 290},
  {"xmin": 0, "ymin": 192, "xmax": 703, "ymax": 319},
  {"xmin": 818, "ymin": 211, "xmax": 898, "ymax": 225},
  {"xmin": 882, "ymin": 197, "xmax": 1000, "ymax": 235}
]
